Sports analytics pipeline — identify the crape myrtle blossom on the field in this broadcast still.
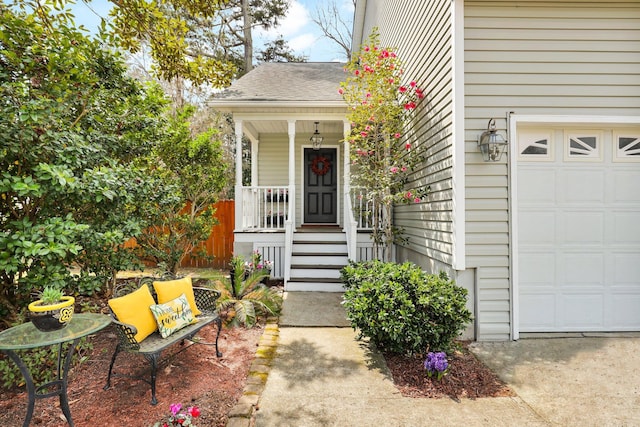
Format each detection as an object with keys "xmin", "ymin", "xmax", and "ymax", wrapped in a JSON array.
[{"xmin": 339, "ymin": 28, "xmax": 430, "ymax": 260}]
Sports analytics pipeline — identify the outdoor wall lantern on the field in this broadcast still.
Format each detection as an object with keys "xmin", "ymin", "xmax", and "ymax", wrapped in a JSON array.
[
  {"xmin": 310, "ymin": 121, "xmax": 323, "ymax": 150},
  {"xmin": 478, "ymin": 118, "xmax": 508, "ymax": 162}
]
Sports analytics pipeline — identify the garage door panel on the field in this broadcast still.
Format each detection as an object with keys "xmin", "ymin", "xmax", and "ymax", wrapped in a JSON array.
[
  {"xmin": 519, "ymin": 211, "xmax": 556, "ymax": 244},
  {"xmin": 613, "ymin": 212, "xmax": 640, "ymax": 243},
  {"xmin": 612, "ymin": 171, "xmax": 640, "ymax": 203},
  {"xmin": 562, "ymin": 211, "xmax": 604, "ymax": 245},
  {"xmin": 518, "ymin": 169, "xmax": 556, "ymax": 204},
  {"xmin": 520, "ymin": 294, "xmax": 556, "ymax": 329},
  {"xmin": 562, "ymin": 293, "xmax": 604, "ymax": 328},
  {"xmin": 612, "ymin": 252, "xmax": 640, "ymax": 285},
  {"xmin": 562, "ymin": 170, "xmax": 605, "ymax": 203},
  {"xmin": 562, "ymin": 253, "xmax": 604, "ymax": 286},
  {"xmin": 519, "ymin": 252, "xmax": 555, "ymax": 284},
  {"xmin": 610, "ymin": 295, "xmax": 640, "ymax": 327}
]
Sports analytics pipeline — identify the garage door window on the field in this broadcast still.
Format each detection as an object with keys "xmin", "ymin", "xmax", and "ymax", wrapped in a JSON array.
[
  {"xmin": 565, "ymin": 132, "xmax": 602, "ymax": 162},
  {"xmin": 518, "ymin": 131, "xmax": 553, "ymax": 161},
  {"xmin": 614, "ymin": 133, "xmax": 640, "ymax": 162}
]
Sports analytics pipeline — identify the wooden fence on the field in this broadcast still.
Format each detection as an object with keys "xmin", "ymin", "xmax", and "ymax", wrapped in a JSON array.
[{"xmin": 124, "ymin": 200, "xmax": 235, "ymax": 270}]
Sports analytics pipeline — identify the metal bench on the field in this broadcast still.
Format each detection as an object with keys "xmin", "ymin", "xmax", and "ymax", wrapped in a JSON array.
[{"xmin": 103, "ymin": 276, "xmax": 222, "ymax": 405}]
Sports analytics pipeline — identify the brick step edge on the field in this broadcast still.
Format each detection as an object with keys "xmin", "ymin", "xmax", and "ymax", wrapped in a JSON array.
[{"xmin": 225, "ymin": 317, "xmax": 279, "ymax": 427}]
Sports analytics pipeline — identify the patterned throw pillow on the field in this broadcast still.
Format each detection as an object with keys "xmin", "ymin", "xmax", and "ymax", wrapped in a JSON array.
[
  {"xmin": 149, "ymin": 293, "xmax": 198, "ymax": 338},
  {"xmin": 153, "ymin": 276, "xmax": 202, "ymax": 316}
]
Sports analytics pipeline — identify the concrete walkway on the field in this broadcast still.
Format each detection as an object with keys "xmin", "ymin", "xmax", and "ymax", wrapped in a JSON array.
[{"xmin": 252, "ymin": 292, "xmax": 640, "ymax": 427}]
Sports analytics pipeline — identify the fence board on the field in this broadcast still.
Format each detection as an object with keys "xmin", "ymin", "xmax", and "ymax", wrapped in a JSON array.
[{"xmin": 123, "ymin": 200, "xmax": 235, "ymax": 270}]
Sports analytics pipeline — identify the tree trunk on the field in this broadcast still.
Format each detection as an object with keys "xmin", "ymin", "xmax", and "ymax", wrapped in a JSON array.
[{"xmin": 242, "ymin": 0, "xmax": 253, "ymax": 73}]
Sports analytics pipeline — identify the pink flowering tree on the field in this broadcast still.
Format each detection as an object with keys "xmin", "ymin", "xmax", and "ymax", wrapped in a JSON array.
[{"xmin": 340, "ymin": 30, "xmax": 428, "ymax": 260}]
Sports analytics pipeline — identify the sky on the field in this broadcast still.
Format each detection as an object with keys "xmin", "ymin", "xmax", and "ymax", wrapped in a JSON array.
[{"xmin": 70, "ymin": 0, "xmax": 354, "ymax": 63}]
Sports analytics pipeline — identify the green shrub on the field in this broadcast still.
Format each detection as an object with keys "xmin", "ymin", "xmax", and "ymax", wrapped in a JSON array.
[{"xmin": 341, "ymin": 260, "xmax": 472, "ymax": 355}]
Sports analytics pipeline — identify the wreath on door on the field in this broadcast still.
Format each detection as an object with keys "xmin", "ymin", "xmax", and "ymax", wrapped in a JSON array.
[{"xmin": 311, "ymin": 155, "xmax": 331, "ymax": 176}]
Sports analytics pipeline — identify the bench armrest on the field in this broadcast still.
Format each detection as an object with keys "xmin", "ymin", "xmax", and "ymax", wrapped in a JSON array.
[
  {"xmin": 193, "ymin": 286, "xmax": 221, "ymax": 315},
  {"xmin": 110, "ymin": 316, "xmax": 141, "ymax": 351}
]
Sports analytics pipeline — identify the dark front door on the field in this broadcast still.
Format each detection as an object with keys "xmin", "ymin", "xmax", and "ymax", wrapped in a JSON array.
[{"xmin": 304, "ymin": 148, "xmax": 337, "ymax": 223}]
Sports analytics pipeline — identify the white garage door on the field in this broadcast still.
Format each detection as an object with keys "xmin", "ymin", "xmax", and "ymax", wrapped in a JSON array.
[{"xmin": 517, "ymin": 128, "xmax": 640, "ymax": 332}]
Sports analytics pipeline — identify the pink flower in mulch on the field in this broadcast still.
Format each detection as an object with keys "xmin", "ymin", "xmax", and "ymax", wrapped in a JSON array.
[
  {"xmin": 170, "ymin": 403, "xmax": 182, "ymax": 416},
  {"xmin": 405, "ymin": 142, "xmax": 411, "ymax": 150},
  {"xmin": 364, "ymin": 46, "xmax": 370, "ymax": 52},
  {"xmin": 338, "ymin": 88, "xmax": 344, "ymax": 95},
  {"xmin": 394, "ymin": 133, "xmax": 401, "ymax": 139},
  {"xmin": 414, "ymin": 197, "xmax": 421, "ymax": 203},
  {"xmin": 399, "ymin": 86, "xmax": 407, "ymax": 93},
  {"xmin": 404, "ymin": 101, "xmax": 416, "ymax": 110},
  {"xmin": 360, "ymin": 131, "xmax": 368, "ymax": 137},
  {"xmin": 401, "ymin": 166, "xmax": 407, "ymax": 172},
  {"xmin": 390, "ymin": 167, "xmax": 399, "ymax": 173},
  {"xmin": 406, "ymin": 191, "xmax": 413, "ymax": 199},
  {"xmin": 410, "ymin": 81, "xmax": 417, "ymax": 87},
  {"xmin": 365, "ymin": 92, "xmax": 372, "ymax": 98},
  {"xmin": 355, "ymin": 70, "xmax": 361, "ymax": 76}
]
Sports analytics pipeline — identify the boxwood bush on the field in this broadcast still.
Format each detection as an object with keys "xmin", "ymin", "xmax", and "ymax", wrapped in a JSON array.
[{"xmin": 341, "ymin": 260, "xmax": 472, "ymax": 355}]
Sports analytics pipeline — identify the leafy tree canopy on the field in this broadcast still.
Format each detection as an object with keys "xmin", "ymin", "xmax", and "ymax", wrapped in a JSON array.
[{"xmin": 0, "ymin": 2, "xmax": 179, "ymax": 321}]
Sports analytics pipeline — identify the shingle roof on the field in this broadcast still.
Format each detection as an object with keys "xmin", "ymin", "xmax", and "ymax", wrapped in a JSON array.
[{"xmin": 213, "ymin": 62, "xmax": 347, "ymax": 103}]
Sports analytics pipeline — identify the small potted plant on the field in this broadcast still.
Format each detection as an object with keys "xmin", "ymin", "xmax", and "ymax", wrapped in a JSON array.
[{"xmin": 28, "ymin": 285, "xmax": 75, "ymax": 332}]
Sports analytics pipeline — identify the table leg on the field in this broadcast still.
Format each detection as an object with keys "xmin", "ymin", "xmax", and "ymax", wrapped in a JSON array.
[
  {"xmin": 2, "ymin": 338, "xmax": 80, "ymax": 427},
  {"xmin": 2, "ymin": 350, "xmax": 36, "ymax": 427}
]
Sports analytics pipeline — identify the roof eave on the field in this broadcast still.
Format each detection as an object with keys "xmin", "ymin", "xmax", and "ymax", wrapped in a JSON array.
[{"xmin": 209, "ymin": 100, "xmax": 347, "ymax": 111}]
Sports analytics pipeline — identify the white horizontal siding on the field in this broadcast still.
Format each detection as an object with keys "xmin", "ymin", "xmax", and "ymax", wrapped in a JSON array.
[
  {"xmin": 362, "ymin": 0, "xmax": 456, "ymax": 271},
  {"xmin": 465, "ymin": 1, "xmax": 640, "ymax": 340}
]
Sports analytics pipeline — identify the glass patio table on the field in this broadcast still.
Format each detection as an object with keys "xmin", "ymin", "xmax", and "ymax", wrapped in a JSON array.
[{"xmin": 0, "ymin": 313, "xmax": 112, "ymax": 427}]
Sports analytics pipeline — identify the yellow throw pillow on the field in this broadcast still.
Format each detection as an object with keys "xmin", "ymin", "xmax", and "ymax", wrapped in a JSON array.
[
  {"xmin": 108, "ymin": 285, "xmax": 157, "ymax": 343},
  {"xmin": 153, "ymin": 276, "xmax": 202, "ymax": 316},
  {"xmin": 149, "ymin": 294, "xmax": 198, "ymax": 338}
]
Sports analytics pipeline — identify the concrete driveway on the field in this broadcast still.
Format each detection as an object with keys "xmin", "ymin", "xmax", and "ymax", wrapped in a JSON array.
[
  {"xmin": 471, "ymin": 335, "xmax": 640, "ymax": 426},
  {"xmin": 257, "ymin": 293, "xmax": 640, "ymax": 426}
]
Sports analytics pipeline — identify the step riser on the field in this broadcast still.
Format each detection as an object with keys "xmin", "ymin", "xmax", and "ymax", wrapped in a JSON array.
[
  {"xmin": 292, "ymin": 244, "xmax": 347, "ymax": 253},
  {"xmin": 290, "ymin": 269, "xmax": 341, "ymax": 279},
  {"xmin": 286, "ymin": 282, "xmax": 345, "ymax": 292},
  {"xmin": 293, "ymin": 233, "xmax": 346, "ymax": 242},
  {"xmin": 291, "ymin": 256, "xmax": 348, "ymax": 265}
]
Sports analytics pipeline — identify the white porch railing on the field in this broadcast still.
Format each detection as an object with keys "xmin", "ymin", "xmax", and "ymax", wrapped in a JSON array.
[
  {"xmin": 240, "ymin": 186, "xmax": 290, "ymax": 230},
  {"xmin": 343, "ymin": 191, "xmax": 358, "ymax": 261},
  {"xmin": 350, "ymin": 188, "xmax": 376, "ymax": 230}
]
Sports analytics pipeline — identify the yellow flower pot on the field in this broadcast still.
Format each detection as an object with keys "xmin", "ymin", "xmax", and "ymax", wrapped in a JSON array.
[{"xmin": 28, "ymin": 296, "xmax": 75, "ymax": 331}]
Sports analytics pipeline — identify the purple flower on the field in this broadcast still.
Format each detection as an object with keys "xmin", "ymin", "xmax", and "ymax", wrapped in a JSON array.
[{"xmin": 424, "ymin": 352, "xmax": 448, "ymax": 380}]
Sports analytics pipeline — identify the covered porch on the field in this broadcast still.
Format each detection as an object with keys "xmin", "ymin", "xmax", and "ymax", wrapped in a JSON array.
[{"xmin": 210, "ymin": 63, "xmax": 375, "ymax": 290}]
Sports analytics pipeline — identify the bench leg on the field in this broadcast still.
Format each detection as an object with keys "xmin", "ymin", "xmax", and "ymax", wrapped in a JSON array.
[
  {"xmin": 144, "ymin": 353, "xmax": 160, "ymax": 405},
  {"xmin": 103, "ymin": 343, "xmax": 121, "ymax": 391},
  {"xmin": 215, "ymin": 317, "xmax": 223, "ymax": 358}
]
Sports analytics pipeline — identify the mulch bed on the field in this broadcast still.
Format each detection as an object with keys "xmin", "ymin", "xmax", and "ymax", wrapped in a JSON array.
[{"xmin": 383, "ymin": 342, "xmax": 514, "ymax": 400}]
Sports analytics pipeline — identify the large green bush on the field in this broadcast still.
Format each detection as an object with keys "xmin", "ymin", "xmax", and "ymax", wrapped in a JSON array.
[{"xmin": 341, "ymin": 260, "xmax": 472, "ymax": 355}]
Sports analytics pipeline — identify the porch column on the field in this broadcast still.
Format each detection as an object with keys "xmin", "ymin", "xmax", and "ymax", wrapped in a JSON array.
[
  {"xmin": 343, "ymin": 120, "xmax": 351, "ymax": 193},
  {"xmin": 287, "ymin": 120, "xmax": 296, "ymax": 190},
  {"xmin": 235, "ymin": 120, "xmax": 243, "ymax": 231},
  {"xmin": 284, "ymin": 120, "xmax": 296, "ymax": 283},
  {"xmin": 251, "ymin": 139, "xmax": 258, "ymax": 187}
]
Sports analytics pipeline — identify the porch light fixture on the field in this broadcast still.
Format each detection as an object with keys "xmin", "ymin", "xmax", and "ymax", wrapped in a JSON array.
[
  {"xmin": 310, "ymin": 121, "xmax": 323, "ymax": 150},
  {"xmin": 478, "ymin": 118, "xmax": 508, "ymax": 162}
]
